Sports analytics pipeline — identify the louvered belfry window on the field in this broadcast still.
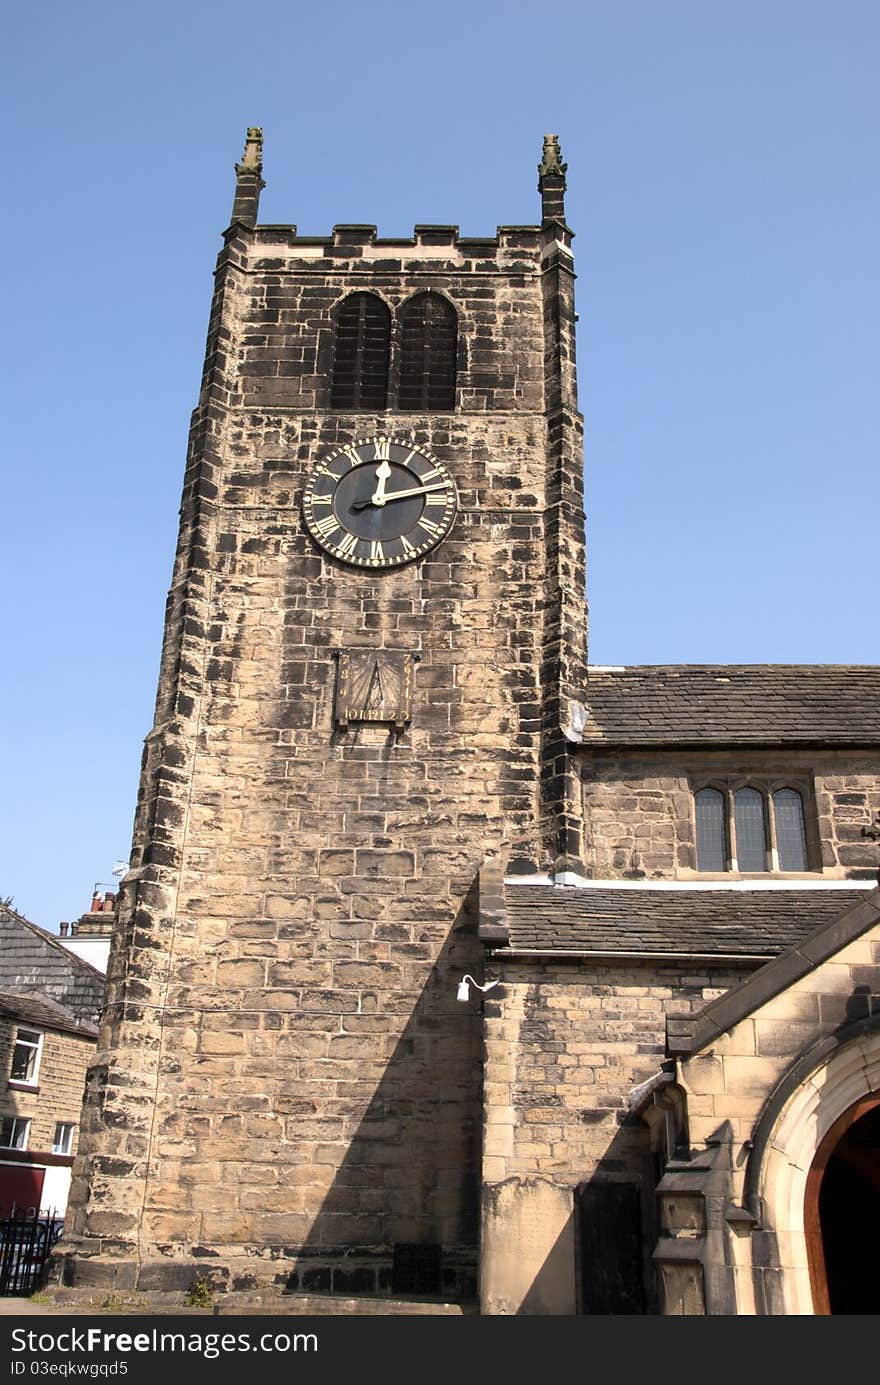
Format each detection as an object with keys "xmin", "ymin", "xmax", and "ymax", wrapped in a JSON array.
[
  {"xmin": 398, "ymin": 293, "xmax": 457, "ymax": 410},
  {"xmin": 330, "ymin": 293, "xmax": 391, "ymax": 409}
]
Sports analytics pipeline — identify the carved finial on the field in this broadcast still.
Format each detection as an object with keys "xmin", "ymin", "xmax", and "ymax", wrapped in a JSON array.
[
  {"xmin": 236, "ymin": 127, "xmax": 263, "ymax": 175},
  {"xmin": 539, "ymin": 134, "xmax": 567, "ymax": 177},
  {"xmin": 231, "ymin": 127, "xmax": 265, "ymax": 227},
  {"xmin": 538, "ymin": 134, "xmax": 568, "ymax": 225}
]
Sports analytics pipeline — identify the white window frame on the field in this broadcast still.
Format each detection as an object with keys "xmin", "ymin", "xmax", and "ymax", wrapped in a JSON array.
[
  {"xmin": 9, "ymin": 1028, "xmax": 43, "ymax": 1087},
  {"xmin": 0, "ymin": 1117, "xmax": 31, "ymax": 1150},
  {"xmin": 52, "ymin": 1122, "xmax": 75, "ymax": 1156}
]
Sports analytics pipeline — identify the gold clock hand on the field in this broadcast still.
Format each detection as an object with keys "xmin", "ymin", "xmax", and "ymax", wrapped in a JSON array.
[
  {"xmin": 353, "ymin": 480, "xmax": 450, "ymax": 510},
  {"xmin": 371, "ymin": 460, "xmax": 392, "ymax": 504}
]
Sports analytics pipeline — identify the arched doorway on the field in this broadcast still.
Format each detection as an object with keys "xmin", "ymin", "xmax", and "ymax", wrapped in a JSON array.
[
  {"xmin": 747, "ymin": 1021, "xmax": 880, "ymax": 1314},
  {"xmin": 805, "ymin": 1095, "xmax": 880, "ymax": 1314}
]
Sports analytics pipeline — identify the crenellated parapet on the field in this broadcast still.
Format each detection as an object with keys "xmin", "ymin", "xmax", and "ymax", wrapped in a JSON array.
[{"xmin": 238, "ymin": 223, "xmax": 547, "ymax": 271}]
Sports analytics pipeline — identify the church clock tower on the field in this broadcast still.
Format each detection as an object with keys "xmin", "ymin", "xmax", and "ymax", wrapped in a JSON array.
[{"xmin": 59, "ymin": 130, "xmax": 587, "ymax": 1301}]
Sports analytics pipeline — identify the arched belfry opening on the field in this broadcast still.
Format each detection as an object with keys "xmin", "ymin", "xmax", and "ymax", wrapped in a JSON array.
[{"xmin": 805, "ymin": 1095, "xmax": 880, "ymax": 1314}]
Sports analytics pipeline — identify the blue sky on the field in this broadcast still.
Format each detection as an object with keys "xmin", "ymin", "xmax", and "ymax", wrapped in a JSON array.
[{"xmin": 2, "ymin": 2, "xmax": 878, "ymax": 929}]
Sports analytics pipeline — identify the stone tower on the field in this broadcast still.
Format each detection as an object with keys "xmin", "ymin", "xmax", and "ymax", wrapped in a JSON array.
[{"xmin": 59, "ymin": 130, "xmax": 587, "ymax": 1300}]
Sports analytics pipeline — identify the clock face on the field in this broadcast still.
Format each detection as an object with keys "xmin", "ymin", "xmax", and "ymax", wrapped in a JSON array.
[{"xmin": 302, "ymin": 437, "xmax": 458, "ymax": 569}]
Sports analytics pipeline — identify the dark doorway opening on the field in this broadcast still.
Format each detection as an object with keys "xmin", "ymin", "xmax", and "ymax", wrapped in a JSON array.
[
  {"xmin": 806, "ymin": 1095, "xmax": 880, "ymax": 1314},
  {"xmin": 578, "ymin": 1181, "xmax": 647, "ymax": 1314}
]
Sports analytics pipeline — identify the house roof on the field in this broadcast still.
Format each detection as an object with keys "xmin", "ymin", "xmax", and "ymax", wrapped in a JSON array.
[
  {"xmin": 0, "ymin": 906, "xmax": 106, "ymax": 1024},
  {"xmin": 580, "ymin": 665, "xmax": 880, "ymax": 746},
  {"xmin": 0, "ymin": 989, "xmax": 99, "ymax": 1040},
  {"xmin": 494, "ymin": 882, "xmax": 877, "ymax": 959},
  {"xmin": 0, "ymin": 907, "xmax": 104, "ymax": 980}
]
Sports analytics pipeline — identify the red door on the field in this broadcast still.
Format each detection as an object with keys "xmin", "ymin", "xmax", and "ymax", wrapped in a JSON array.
[{"xmin": 0, "ymin": 1164, "xmax": 45, "ymax": 1217}]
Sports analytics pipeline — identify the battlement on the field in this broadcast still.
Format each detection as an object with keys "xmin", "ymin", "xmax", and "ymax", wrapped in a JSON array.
[
  {"xmin": 240, "ymin": 222, "xmax": 551, "ymax": 268},
  {"xmin": 225, "ymin": 128, "xmax": 571, "ymax": 267}
]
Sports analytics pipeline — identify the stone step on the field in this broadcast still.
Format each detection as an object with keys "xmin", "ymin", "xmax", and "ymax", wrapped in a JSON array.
[
  {"xmin": 216, "ymin": 1292, "xmax": 476, "ymax": 1316},
  {"xmin": 36, "ymin": 1288, "xmax": 477, "ymax": 1316}
]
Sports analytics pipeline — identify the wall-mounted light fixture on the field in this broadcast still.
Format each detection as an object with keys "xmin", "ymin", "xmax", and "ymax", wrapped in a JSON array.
[{"xmin": 456, "ymin": 975, "xmax": 500, "ymax": 1002}]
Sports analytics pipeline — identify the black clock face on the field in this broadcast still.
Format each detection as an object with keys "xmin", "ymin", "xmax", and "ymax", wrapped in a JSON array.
[{"xmin": 302, "ymin": 437, "xmax": 458, "ymax": 568}]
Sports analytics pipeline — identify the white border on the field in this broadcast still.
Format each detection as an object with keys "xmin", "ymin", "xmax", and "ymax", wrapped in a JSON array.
[{"xmin": 504, "ymin": 873, "xmax": 876, "ymax": 893}]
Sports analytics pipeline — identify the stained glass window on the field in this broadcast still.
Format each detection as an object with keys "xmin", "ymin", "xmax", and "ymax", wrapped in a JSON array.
[
  {"xmin": 695, "ymin": 787, "xmax": 727, "ymax": 871},
  {"xmin": 773, "ymin": 787, "xmax": 808, "ymax": 871},
  {"xmin": 734, "ymin": 787, "xmax": 768, "ymax": 872}
]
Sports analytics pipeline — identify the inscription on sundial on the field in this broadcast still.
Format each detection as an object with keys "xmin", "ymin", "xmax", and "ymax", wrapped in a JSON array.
[{"xmin": 334, "ymin": 650, "xmax": 417, "ymax": 730}]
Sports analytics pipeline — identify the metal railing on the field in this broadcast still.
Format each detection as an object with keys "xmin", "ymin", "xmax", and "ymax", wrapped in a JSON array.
[{"xmin": 0, "ymin": 1208, "xmax": 64, "ymax": 1297}]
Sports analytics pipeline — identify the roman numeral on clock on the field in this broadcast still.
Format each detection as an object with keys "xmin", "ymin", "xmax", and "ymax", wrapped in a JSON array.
[
  {"xmin": 314, "ymin": 514, "xmax": 339, "ymax": 539},
  {"xmin": 418, "ymin": 517, "xmax": 442, "ymax": 537},
  {"xmin": 337, "ymin": 532, "xmax": 359, "ymax": 557}
]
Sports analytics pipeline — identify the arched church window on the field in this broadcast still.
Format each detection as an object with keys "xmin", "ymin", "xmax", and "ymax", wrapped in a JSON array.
[
  {"xmin": 773, "ymin": 787, "xmax": 808, "ymax": 872},
  {"xmin": 692, "ymin": 779, "xmax": 816, "ymax": 874},
  {"xmin": 398, "ymin": 293, "xmax": 457, "ymax": 411},
  {"xmin": 330, "ymin": 293, "xmax": 391, "ymax": 409},
  {"xmin": 695, "ymin": 787, "xmax": 727, "ymax": 872},
  {"xmin": 733, "ymin": 786, "xmax": 768, "ymax": 872}
]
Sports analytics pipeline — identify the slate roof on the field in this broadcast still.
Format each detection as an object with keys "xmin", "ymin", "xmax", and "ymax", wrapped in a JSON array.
[
  {"xmin": 501, "ymin": 883, "xmax": 875, "ymax": 958},
  {"xmin": 665, "ymin": 887, "xmax": 880, "ymax": 1056},
  {"xmin": 0, "ymin": 907, "xmax": 106, "ymax": 1024},
  {"xmin": 581, "ymin": 665, "xmax": 880, "ymax": 745},
  {"xmin": 0, "ymin": 989, "xmax": 99, "ymax": 1040}
]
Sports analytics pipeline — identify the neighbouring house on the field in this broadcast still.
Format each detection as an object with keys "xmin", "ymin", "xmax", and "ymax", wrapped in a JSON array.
[
  {"xmin": 59, "ymin": 891, "xmax": 116, "ymax": 975},
  {"xmin": 0, "ymin": 904, "xmax": 106, "ymax": 1217}
]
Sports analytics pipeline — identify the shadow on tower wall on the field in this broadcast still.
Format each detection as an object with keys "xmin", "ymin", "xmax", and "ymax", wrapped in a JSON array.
[{"xmin": 273, "ymin": 881, "xmax": 485, "ymax": 1305}]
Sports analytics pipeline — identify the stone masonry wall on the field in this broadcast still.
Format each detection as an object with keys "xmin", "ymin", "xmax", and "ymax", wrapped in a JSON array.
[
  {"xmin": 63, "ymin": 219, "xmax": 587, "ymax": 1299},
  {"xmin": 670, "ymin": 918, "xmax": 880, "ymax": 1314},
  {"xmin": 235, "ymin": 227, "xmax": 547, "ymax": 414},
  {"xmin": 678, "ymin": 924, "xmax": 880, "ymax": 1183},
  {"xmin": 579, "ymin": 747, "xmax": 880, "ymax": 878},
  {"xmin": 483, "ymin": 957, "xmax": 752, "ymax": 1182},
  {"xmin": 481, "ymin": 956, "xmax": 753, "ymax": 1310}
]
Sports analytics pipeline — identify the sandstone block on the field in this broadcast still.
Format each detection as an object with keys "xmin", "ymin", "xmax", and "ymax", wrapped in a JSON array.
[
  {"xmin": 215, "ymin": 959, "xmax": 265, "ymax": 986},
  {"xmin": 264, "ymin": 895, "xmax": 311, "ymax": 919}
]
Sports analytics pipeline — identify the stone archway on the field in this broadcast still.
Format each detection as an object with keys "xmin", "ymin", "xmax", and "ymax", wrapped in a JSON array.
[
  {"xmin": 753, "ymin": 1025, "xmax": 880, "ymax": 1314},
  {"xmin": 804, "ymin": 1095, "xmax": 880, "ymax": 1314}
]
